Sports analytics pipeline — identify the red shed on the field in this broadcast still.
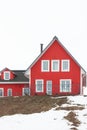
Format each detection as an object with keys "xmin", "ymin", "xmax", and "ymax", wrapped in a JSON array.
[{"xmin": 26, "ymin": 36, "xmax": 86, "ymax": 96}]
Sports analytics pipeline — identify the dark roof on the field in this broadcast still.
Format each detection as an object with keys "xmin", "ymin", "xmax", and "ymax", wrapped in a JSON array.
[
  {"xmin": 25, "ymin": 36, "xmax": 86, "ymax": 73},
  {"xmin": 0, "ymin": 70, "xmax": 29, "ymax": 83}
]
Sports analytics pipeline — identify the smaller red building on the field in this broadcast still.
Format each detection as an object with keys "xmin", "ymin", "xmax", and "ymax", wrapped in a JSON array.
[
  {"xmin": 26, "ymin": 36, "xmax": 86, "ymax": 96},
  {"xmin": 0, "ymin": 68, "xmax": 29, "ymax": 97}
]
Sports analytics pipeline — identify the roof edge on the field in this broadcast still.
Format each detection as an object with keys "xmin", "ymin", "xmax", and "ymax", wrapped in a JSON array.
[{"xmin": 25, "ymin": 36, "xmax": 86, "ymax": 74}]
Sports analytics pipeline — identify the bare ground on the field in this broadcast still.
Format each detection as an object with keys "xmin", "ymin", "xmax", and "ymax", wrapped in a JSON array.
[
  {"xmin": 0, "ymin": 95, "xmax": 85, "ymax": 128},
  {"xmin": 0, "ymin": 95, "xmax": 67, "ymax": 116},
  {"xmin": 64, "ymin": 111, "xmax": 81, "ymax": 130}
]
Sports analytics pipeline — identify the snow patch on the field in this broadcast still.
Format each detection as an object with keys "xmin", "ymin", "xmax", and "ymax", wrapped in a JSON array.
[{"xmin": 0, "ymin": 96, "xmax": 87, "ymax": 130}]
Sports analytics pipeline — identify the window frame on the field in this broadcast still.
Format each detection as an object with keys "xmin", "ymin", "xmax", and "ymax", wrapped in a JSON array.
[
  {"xmin": 35, "ymin": 79, "xmax": 44, "ymax": 92},
  {"xmin": 60, "ymin": 79, "xmax": 71, "ymax": 92},
  {"xmin": 51, "ymin": 60, "xmax": 60, "ymax": 72},
  {"xmin": 22, "ymin": 87, "xmax": 30, "ymax": 96},
  {"xmin": 4, "ymin": 71, "xmax": 10, "ymax": 80},
  {"xmin": 7, "ymin": 88, "xmax": 12, "ymax": 96},
  {"xmin": 0, "ymin": 88, "xmax": 4, "ymax": 97},
  {"xmin": 41, "ymin": 60, "xmax": 50, "ymax": 72},
  {"xmin": 61, "ymin": 60, "xmax": 70, "ymax": 72}
]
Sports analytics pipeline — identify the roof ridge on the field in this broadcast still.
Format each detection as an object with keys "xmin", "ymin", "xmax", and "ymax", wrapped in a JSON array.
[
  {"xmin": 53, "ymin": 36, "xmax": 58, "ymax": 40},
  {"xmin": 25, "ymin": 36, "xmax": 86, "ymax": 74}
]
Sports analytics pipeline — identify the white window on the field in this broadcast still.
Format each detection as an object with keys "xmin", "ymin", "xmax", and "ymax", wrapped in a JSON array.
[
  {"xmin": 41, "ymin": 60, "xmax": 49, "ymax": 72},
  {"xmin": 22, "ymin": 88, "xmax": 30, "ymax": 96},
  {"xmin": 36, "ymin": 80, "xmax": 44, "ymax": 92},
  {"xmin": 51, "ymin": 60, "xmax": 59, "ymax": 72},
  {"xmin": 4, "ymin": 71, "xmax": 10, "ymax": 80},
  {"xmin": 60, "ymin": 79, "xmax": 71, "ymax": 92},
  {"xmin": 0, "ymin": 88, "xmax": 4, "ymax": 97},
  {"xmin": 61, "ymin": 60, "xmax": 70, "ymax": 72},
  {"xmin": 7, "ymin": 89, "xmax": 12, "ymax": 96}
]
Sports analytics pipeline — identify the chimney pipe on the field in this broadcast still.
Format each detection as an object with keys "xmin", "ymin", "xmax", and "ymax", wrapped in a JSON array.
[{"xmin": 40, "ymin": 44, "xmax": 43, "ymax": 53}]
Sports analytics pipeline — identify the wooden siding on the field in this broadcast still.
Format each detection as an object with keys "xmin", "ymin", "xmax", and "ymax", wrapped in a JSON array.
[{"xmin": 30, "ymin": 39, "xmax": 81, "ymax": 95}]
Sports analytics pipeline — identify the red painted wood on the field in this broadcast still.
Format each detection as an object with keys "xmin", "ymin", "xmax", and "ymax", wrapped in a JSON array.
[
  {"xmin": 30, "ymin": 40, "xmax": 81, "ymax": 95},
  {"xmin": 0, "ymin": 84, "xmax": 28, "ymax": 96}
]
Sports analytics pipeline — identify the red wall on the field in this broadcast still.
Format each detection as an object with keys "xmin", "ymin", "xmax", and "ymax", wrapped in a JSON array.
[
  {"xmin": 0, "ymin": 84, "xmax": 28, "ymax": 96},
  {"xmin": 30, "ymin": 40, "xmax": 81, "ymax": 95}
]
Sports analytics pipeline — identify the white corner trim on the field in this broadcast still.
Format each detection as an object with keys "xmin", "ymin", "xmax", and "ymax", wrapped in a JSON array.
[{"xmin": 80, "ymin": 68, "xmax": 86, "ymax": 95}]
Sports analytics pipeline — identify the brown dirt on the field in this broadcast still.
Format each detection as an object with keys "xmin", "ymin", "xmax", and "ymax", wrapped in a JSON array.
[
  {"xmin": 64, "ymin": 111, "xmax": 81, "ymax": 127},
  {"xmin": 0, "ymin": 95, "xmax": 67, "ymax": 116},
  {"xmin": 56, "ymin": 106, "xmax": 84, "ymax": 111},
  {"xmin": 70, "ymin": 127, "xmax": 78, "ymax": 130}
]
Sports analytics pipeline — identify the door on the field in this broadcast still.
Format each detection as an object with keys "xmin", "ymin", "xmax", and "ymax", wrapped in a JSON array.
[
  {"xmin": 46, "ymin": 80, "xmax": 52, "ymax": 95},
  {"xmin": 7, "ymin": 88, "xmax": 12, "ymax": 96}
]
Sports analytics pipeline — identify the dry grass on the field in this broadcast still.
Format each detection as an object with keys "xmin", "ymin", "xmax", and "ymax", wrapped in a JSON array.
[
  {"xmin": 64, "ymin": 111, "xmax": 81, "ymax": 127},
  {"xmin": 0, "ymin": 95, "xmax": 67, "ymax": 116},
  {"xmin": 70, "ymin": 127, "xmax": 78, "ymax": 130},
  {"xmin": 56, "ymin": 106, "xmax": 84, "ymax": 111}
]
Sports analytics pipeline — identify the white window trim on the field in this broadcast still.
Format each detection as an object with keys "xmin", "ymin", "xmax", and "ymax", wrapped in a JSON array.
[
  {"xmin": 61, "ymin": 60, "xmax": 70, "ymax": 72},
  {"xmin": 51, "ymin": 60, "xmax": 60, "ymax": 72},
  {"xmin": 7, "ymin": 88, "xmax": 12, "ymax": 96},
  {"xmin": 0, "ymin": 88, "xmax": 4, "ymax": 97},
  {"xmin": 35, "ymin": 79, "xmax": 44, "ymax": 92},
  {"xmin": 4, "ymin": 71, "xmax": 10, "ymax": 80},
  {"xmin": 22, "ymin": 88, "xmax": 25, "ymax": 96},
  {"xmin": 41, "ymin": 60, "xmax": 50, "ymax": 72},
  {"xmin": 22, "ymin": 88, "xmax": 29, "ymax": 96},
  {"xmin": 60, "ymin": 79, "xmax": 71, "ymax": 92}
]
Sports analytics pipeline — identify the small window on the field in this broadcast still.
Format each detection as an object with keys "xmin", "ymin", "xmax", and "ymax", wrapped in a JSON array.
[
  {"xmin": 51, "ymin": 60, "xmax": 59, "ymax": 72},
  {"xmin": 22, "ymin": 88, "xmax": 30, "ymax": 96},
  {"xmin": 36, "ymin": 80, "xmax": 44, "ymax": 92},
  {"xmin": 61, "ymin": 60, "xmax": 70, "ymax": 72},
  {"xmin": 41, "ymin": 60, "xmax": 49, "ymax": 72},
  {"xmin": 4, "ymin": 71, "xmax": 10, "ymax": 80},
  {"xmin": 60, "ymin": 79, "xmax": 71, "ymax": 92},
  {"xmin": 0, "ymin": 88, "xmax": 4, "ymax": 97},
  {"xmin": 7, "ymin": 89, "xmax": 12, "ymax": 96}
]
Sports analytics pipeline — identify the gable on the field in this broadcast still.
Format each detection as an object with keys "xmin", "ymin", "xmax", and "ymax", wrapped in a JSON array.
[
  {"xmin": 39, "ymin": 40, "xmax": 71, "ymax": 59},
  {"xmin": 0, "ymin": 67, "xmax": 15, "ymax": 80},
  {"xmin": 0, "ymin": 68, "xmax": 29, "ymax": 83},
  {"xmin": 25, "ymin": 36, "xmax": 86, "ymax": 74}
]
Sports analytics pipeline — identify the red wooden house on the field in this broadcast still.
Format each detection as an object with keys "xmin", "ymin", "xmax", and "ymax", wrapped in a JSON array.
[
  {"xmin": 26, "ymin": 36, "xmax": 86, "ymax": 96},
  {"xmin": 0, "ymin": 68, "xmax": 29, "ymax": 97}
]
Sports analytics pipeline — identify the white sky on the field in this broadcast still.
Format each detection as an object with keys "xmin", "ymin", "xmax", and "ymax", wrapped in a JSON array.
[{"xmin": 0, "ymin": 0, "xmax": 87, "ymax": 70}]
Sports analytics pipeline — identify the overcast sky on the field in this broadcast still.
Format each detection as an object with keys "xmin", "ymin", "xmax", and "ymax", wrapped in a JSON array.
[{"xmin": 0, "ymin": 0, "xmax": 87, "ymax": 70}]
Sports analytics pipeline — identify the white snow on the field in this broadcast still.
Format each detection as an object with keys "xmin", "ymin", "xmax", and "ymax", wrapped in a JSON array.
[
  {"xmin": 0, "ymin": 110, "xmax": 70, "ymax": 130},
  {"xmin": 83, "ymin": 87, "xmax": 87, "ymax": 96},
  {"xmin": 0, "ymin": 96, "xmax": 87, "ymax": 130},
  {"xmin": 68, "ymin": 95, "xmax": 87, "ymax": 106}
]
